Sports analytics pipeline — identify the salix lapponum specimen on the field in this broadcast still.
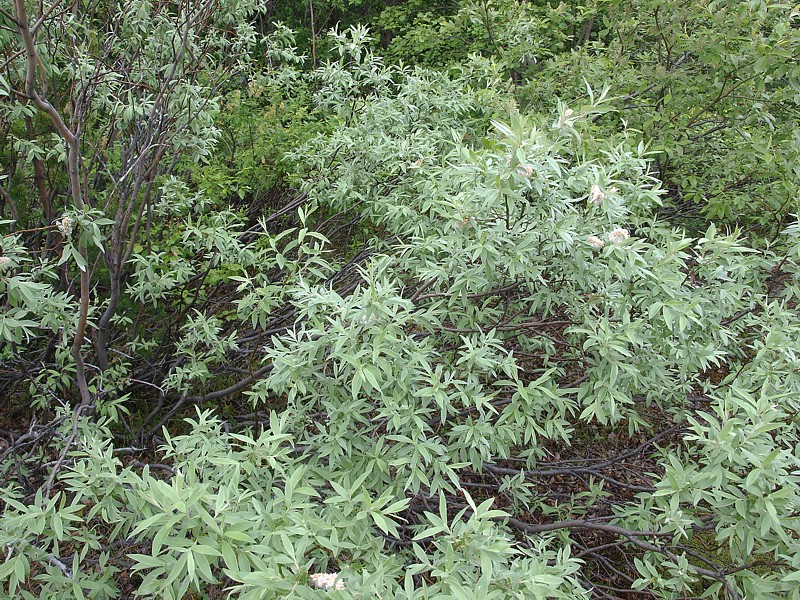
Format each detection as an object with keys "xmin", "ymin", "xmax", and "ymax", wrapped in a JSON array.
[{"xmin": 1, "ymin": 11, "xmax": 799, "ymax": 600}]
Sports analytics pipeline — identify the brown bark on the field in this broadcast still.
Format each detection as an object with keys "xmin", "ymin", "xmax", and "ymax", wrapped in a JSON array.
[{"xmin": 13, "ymin": 0, "xmax": 91, "ymax": 409}]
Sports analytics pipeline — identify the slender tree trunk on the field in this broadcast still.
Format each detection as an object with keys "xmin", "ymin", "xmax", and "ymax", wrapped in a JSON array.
[{"xmin": 13, "ymin": 0, "xmax": 92, "ymax": 408}]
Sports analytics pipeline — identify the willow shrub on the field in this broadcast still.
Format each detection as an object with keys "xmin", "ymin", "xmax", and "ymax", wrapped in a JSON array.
[
  {"xmin": 1, "ymin": 25, "xmax": 799, "ymax": 600},
  {"xmin": 376, "ymin": 0, "xmax": 800, "ymax": 238}
]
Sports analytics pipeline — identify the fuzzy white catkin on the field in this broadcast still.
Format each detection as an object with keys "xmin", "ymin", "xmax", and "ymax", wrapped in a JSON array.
[
  {"xmin": 57, "ymin": 216, "xmax": 73, "ymax": 237},
  {"xmin": 309, "ymin": 573, "xmax": 345, "ymax": 591},
  {"xmin": 586, "ymin": 235, "xmax": 605, "ymax": 249},
  {"xmin": 589, "ymin": 184, "xmax": 605, "ymax": 205},
  {"xmin": 607, "ymin": 228, "xmax": 630, "ymax": 244}
]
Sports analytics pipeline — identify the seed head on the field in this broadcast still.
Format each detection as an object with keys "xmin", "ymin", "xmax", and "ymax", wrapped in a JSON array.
[
  {"xmin": 57, "ymin": 216, "xmax": 74, "ymax": 237},
  {"xmin": 589, "ymin": 184, "xmax": 605, "ymax": 205},
  {"xmin": 586, "ymin": 235, "xmax": 605, "ymax": 249},
  {"xmin": 309, "ymin": 573, "xmax": 345, "ymax": 591},
  {"xmin": 607, "ymin": 228, "xmax": 630, "ymax": 244}
]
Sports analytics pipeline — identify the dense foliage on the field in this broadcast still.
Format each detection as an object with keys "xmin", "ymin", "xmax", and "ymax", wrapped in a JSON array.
[{"xmin": 1, "ymin": 1, "xmax": 799, "ymax": 598}]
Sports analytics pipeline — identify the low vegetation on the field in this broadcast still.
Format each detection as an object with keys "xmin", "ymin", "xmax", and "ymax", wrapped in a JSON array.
[{"xmin": 1, "ymin": 1, "xmax": 799, "ymax": 598}]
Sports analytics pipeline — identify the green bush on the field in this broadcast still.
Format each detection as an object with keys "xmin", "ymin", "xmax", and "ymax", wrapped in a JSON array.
[
  {"xmin": 494, "ymin": 0, "xmax": 800, "ymax": 237},
  {"xmin": 2, "ymin": 7, "xmax": 800, "ymax": 600}
]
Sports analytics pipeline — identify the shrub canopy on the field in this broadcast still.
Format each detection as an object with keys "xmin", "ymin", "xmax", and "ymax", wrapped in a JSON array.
[{"xmin": 1, "ymin": 1, "xmax": 799, "ymax": 598}]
